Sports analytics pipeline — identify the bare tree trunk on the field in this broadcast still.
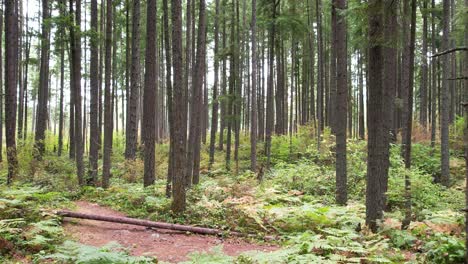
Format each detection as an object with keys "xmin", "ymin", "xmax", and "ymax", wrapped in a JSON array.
[
  {"xmin": 171, "ymin": 0, "xmax": 187, "ymax": 213},
  {"xmin": 209, "ymin": 0, "xmax": 220, "ymax": 169},
  {"xmin": 250, "ymin": 0, "xmax": 258, "ymax": 172},
  {"xmin": 316, "ymin": 0, "xmax": 324, "ymax": 147},
  {"xmin": 192, "ymin": 0, "xmax": 207, "ymax": 185},
  {"xmin": 143, "ymin": 0, "xmax": 157, "ymax": 187},
  {"xmin": 430, "ymin": 0, "xmax": 437, "ymax": 148},
  {"xmin": 34, "ymin": 0, "xmax": 51, "ymax": 158},
  {"xmin": 401, "ymin": 0, "xmax": 417, "ymax": 230},
  {"xmin": 71, "ymin": 0, "xmax": 85, "ymax": 185},
  {"xmin": 218, "ymin": 8, "xmax": 227, "ymax": 150},
  {"xmin": 0, "ymin": 9, "xmax": 3, "ymax": 163},
  {"xmin": 419, "ymin": 0, "xmax": 428, "ymax": 128},
  {"xmin": 366, "ymin": 0, "xmax": 386, "ymax": 232},
  {"xmin": 125, "ymin": 0, "xmax": 141, "ymax": 160},
  {"xmin": 335, "ymin": 0, "xmax": 347, "ymax": 205},
  {"xmin": 5, "ymin": 0, "xmax": 18, "ymax": 184},
  {"xmin": 102, "ymin": 0, "xmax": 114, "ymax": 188},
  {"xmin": 440, "ymin": 0, "xmax": 451, "ymax": 186},
  {"xmin": 265, "ymin": 0, "xmax": 277, "ymax": 168},
  {"xmin": 163, "ymin": 0, "xmax": 174, "ymax": 197},
  {"xmin": 89, "ymin": 0, "xmax": 99, "ymax": 185}
]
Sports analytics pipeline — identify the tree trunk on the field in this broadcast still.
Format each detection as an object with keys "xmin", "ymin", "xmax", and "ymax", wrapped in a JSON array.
[
  {"xmin": 430, "ymin": 0, "xmax": 437, "ymax": 148},
  {"xmin": 401, "ymin": 0, "xmax": 416, "ymax": 230},
  {"xmin": 57, "ymin": 210, "xmax": 243, "ymax": 237},
  {"xmin": 250, "ymin": 0, "xmax": 258, "ymax": 172},
  {"xmin": 219, "ymin": 6, "xmax": 227, "ymax": 150},
  {"xmin": 265, "ymin": 0, "xmax": 276, "ymax": 168},
  {"xmin": 462, "ymin": 0, "xmax": 468, "ymax": 260},
  {"xmin": 335, "ymin": 0, "xmax": 347, "ymax": 205},
  {"xmin": 366, "ymin": 0, "xmax": 385, "ymax": 232},
  {"xmin": 5, "ymin": 0, "xmax": 18, "ymax": 184},
  {"xmin": 316, "ymin": 0, "xmax": 324, "ymax": 146},
  {"xmin": 102, "ymin": 0, "xmax": 114, "ymax": 188},
  {"xmin": 163, "ymin": 0, "xmax": 173, "ymax": 197},
  {"xmin": 125, "ymin": 0, "xmax": 141, "ymax": 160},
  {"xmin": 440, "ymin": 0, "xmax": 451, "ymax": 186},
  {"xmin": 171, "ymin": 0, "xmax": 187, "ymax": 213},
  {"xmin": 34, "ymin": 0, "xmax": 51, "ymax": 158},
  {"xmin": 89, "ymin": 0, "xmax": 99, "ymax": 185},
  {"xmin": 209, "ymin": 0, "xmax": 220, "ymax": 169},
  {"xmin": 143, "ymin": 0, "xmax": 157, "ymax": 187},
  {"xmin": 0, "ymin": 9, "xmax": 3, "ymax": 163},
  {"xmin": 419, "ymin": 0, "xmax": 428, "ymax": 128},
  {"xmin": 71, "ymin": 0, "xmax": 84, "ymax": 185},
  {"xmin": 358, "ymin": 52, "xmax": 365, "ymax": 139}
]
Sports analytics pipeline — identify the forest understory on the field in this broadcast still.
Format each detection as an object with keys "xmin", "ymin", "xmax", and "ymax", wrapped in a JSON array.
[{"xmin": 1, "ymin": 127, "xmax": 466, "ymax": 263}]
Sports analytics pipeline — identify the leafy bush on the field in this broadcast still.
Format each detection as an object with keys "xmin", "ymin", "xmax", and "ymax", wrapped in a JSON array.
[{"xmin": 424, "ymin": 233, "xmax": 464, "ymax": 264}]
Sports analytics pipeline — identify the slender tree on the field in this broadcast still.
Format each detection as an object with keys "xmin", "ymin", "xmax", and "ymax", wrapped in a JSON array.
[
  {"xmin": 143, "ymin": 0, "xmax": 158, "ymax": 187},
  {"xmin": 89, "ymin": 0, "xmax": 99, "ymax": 185},
  {"xmin": 163, "ymin": 0, "xmax": 173, "ymax": 197},
  {"xmin": 440, "ymin": 0, "xmax": 450, "ymax": 187},
  {"xmin": 125, "ymin": 0, "xmax": 141, "ymax": 160},
  {"xmin": 191, "ymin": 0, "xmax": 207, "ymax": 185},
  {"xmin": 366, "ymin": 0, "xmax": 385, "ymax": 232},
  {"xmin": 209, "ymin": 0, "xmax": 220, "ymax": 169},
  {"xmin": 250, "ymin": 0, "xmax": 257, "ymax": 172},
  {"xmin": 335, "ymin": 0, "xmax": 347, "ymax": 205},
  {"xmin": 102, "ymin": 0, "xmax": 113, "ymax": 188},
  {"xmin": 0, "ymin": 9, "xmax": 3, "ymax": 163},
  {"xmin": 401, "ymin": 0, "xmax": 417, "ymax": 230},
  {"xmin": 34, "ymin": 0, "xmax": 51, "ymax": 158},
  {"xmin": 419, "ymin": 0, "xmax": 428, "ymax": 128},
  {"xmin": 171, "ymin": 0, "xmax": 187, "ymax": 213},
  {"xmin": 5, "ymin": 0, "xmax": 19, "ymax": 184},
  {"xmin": 71, "ymin": 0, "xmax": 84, "ymax": 185}
]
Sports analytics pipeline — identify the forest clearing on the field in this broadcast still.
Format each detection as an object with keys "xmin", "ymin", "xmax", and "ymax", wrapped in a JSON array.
[{"xmin": 0, "ymin": 0, "xmax": 467, "ymax": 263}]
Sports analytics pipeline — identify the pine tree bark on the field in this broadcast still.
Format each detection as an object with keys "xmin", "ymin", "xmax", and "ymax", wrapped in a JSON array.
[
  {"xmin": 143, "ymin": 0, "xmax": 157, "ymax": 187},
  {"xmin": 440, "ymin": 0, "xmax": 451, "ymax": 186},
  {"xmin": 250, "ymin": 0, "xmax": 258, "ymax": 172},
  {"xmin": 419, "ymin": 0, "xmax": 428, "ymax": 128},
  {"xmin": 334, "ymin": 0, "xmax": 347, "ymax": 205},
  {"xmin": 462, "ymin": 0, "xmax": 468, "ymax": 259},
  {"xmin": 34, "ymin": 0, "xmax": 51, "ymax": 158},
  {"xmin": 219, "ymin": 4, "xmax": 227, "ymax": 150},
  {"xmin": 89, "ymin": 0, "xmax": 99, "ymax": 185},
  {"xmin": 192, "ymin": 0, "xmax": 207, "ymax": 185},
  {"xmin": 265, "ymin": 0, "xmax": 277, "ymax": 168},
  {"xmin": 0, "ymin": 9, "xmax": 3, "ymax": 163},
  {"xmin": 102, "ymin": 0, "xmax": 113, "ymax": 188},
  {"xmin": 430, "ymin": 0, "xmax": 437, "ymax": 148},
  {"xmin": 71, "ymin": 0, "xmax": 85, "ymax": 185},
  {"xmin": 171, "ymin": 0, "xmax": 187, "ymax": 213},
  {"xmin": 358, "ymin": 52, "xmax": 365, "ymax": 139},
  {"xmin": 382, "ymin": 0, "xmax": 398, "ymax": 208},
  {"xmin": 5, "ymin": 0, "xmax": 18, "ymax": 184},
  {"xmin": 209, "ymin": 0, "xmax": 220, "ymax": 169},
  {"xmin": 125, "ymin": 0, "xmax": 141, "ymax": 160},
  {"xmin": 316, "ymin": 0, "xmax": 324, "ymax": 144},
  {"xmin": 163, "ymin": 0, "xmax": 173, "ymax": 197},
  {"xmin": 366, "ymin": 0, "xmax": 385, "ymax": 232}
]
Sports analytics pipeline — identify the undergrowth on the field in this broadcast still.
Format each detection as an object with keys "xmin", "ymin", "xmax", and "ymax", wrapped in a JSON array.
[{"xmin": 0, "ymin": 125, "xmax": 466, "ymax": 263}]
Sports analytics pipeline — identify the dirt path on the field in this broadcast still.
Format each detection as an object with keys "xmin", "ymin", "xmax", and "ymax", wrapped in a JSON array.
[{"xmin": 63, "ymin": 201, "xmax": 278, "ymax": 263}]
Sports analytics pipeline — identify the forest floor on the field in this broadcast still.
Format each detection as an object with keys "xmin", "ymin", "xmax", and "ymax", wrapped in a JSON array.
[{"xmin": 62, "ymin": 201, "xmax": 279, "ymax": 263}]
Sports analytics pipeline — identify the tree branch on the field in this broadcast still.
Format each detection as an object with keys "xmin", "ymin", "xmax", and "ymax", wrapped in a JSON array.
[{"xmin": 431, "ymin": 46, "xmax": 468, "ymax": 58}]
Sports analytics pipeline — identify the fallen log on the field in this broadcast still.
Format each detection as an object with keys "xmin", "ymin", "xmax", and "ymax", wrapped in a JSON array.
[{"xmin": 57, "ymin": 210, "xmax": 242, "ymax": 237}]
